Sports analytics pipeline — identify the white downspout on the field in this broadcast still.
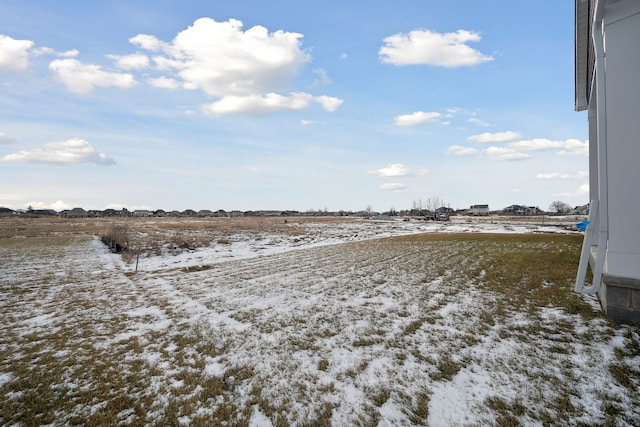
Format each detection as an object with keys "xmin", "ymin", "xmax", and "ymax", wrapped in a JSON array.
[{"xmin": 576, "ymin": 0, "xmax": 608, "ymax": 294}]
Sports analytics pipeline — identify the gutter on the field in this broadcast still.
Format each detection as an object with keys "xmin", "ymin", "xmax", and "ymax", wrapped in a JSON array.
[{"xmin": 575, "ymin": 0, "xmax": 608, "ymax": 294}]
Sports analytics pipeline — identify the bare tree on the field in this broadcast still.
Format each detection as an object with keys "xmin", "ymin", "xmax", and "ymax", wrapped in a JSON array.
[
  {"xmin": 424, "ymin": 196, "xmax": 445, "ymax": 213},
  {"xmin": 548, "ymin": 200, "xmax": 572, "ymax": 214}
]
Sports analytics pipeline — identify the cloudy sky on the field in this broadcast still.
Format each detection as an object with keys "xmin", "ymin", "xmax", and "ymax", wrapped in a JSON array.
[{"xmin": 0, "ymin": 1, "xmax": 588, "ymax": 212}]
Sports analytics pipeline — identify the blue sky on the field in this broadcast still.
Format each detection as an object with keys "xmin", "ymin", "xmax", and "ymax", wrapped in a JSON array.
[{"xmin": 0, "ymin": 1, "xmax": 588, "ymax": 212}]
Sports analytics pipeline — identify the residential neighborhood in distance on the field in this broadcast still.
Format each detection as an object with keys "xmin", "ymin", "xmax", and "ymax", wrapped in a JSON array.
[{"xmin": 0, "ymin": 203, "xmax": 590, "ymax": 219}]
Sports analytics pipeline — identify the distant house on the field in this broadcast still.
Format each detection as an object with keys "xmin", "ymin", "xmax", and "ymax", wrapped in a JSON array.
[
  {"xmin": 436, "ymin": 206, "xmax": 455, "ymax": 215},
  {"xmin": 0, "ymin": 207, "xmax": 15, "ymax": 217},
  {"xmin": 198, "ymin": 209, "xmax": 214, "ymax": 217},
  {"xmin": 503, "ymin": 205, "xmax": 541, "ymax": 216},
  {"xmin": 133, "ymin": 210, "xmax": 152, "ymax": 217},
  {"xmin": 28, "ymin": 209, "xmax": 58, "ymax": 216},
  {"xmin": 87, "ymin": 210, "xmax": 102, "ymax": 217},
  {"xmin": 168, "ymin": 210, "xmax": 182, "ymax": 217},
  {"xmin": 102, "ymin": 209, "xmax": 119, "ymax": 217},
  {"xmin": 182, "ymin": 209, "xmax": 197, "ymax": 217},
  {"xmin": 570, "ymin": 204, "xmax": 589, "ymax": 216},
  {"xmin": 154, "ymin": 209, "xmax": 167, "ymax": 217},
  {"xmin": 470, "ymin": 204, "xmax": 490, "ymax": 216},
  {"xmin": 64, "ymin": 207, "xmax": 88, "ymax": 218}
]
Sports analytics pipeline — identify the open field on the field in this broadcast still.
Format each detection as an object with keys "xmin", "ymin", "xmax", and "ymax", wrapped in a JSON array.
[{"xmin": 1, "ymin": 217, "xmax": 639, "ymax": 426}]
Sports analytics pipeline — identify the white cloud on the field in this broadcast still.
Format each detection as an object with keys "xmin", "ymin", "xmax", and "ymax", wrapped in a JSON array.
[
  {"xmin": 536, "ymin": 171, "xmax": 588, "ymax": 180},
  {"xmin": 372, "ymin": 163, "xmax": 409, "ymax": 177},
  {"xmin": 446, "ymin": 145, "xmax": 480, "ymax": 156},
  {"xmin": 485, "ymin": 146, "xmax": 530, "ymax": 161},
  {"xmin": 0, "ymin": 34, "xmax": 34, "ymax": 71},
  {"xmin": 314, "ymin": 95, "xmax": 343, "ymax": 112},
  {"xmin": 202, "ymin": 92, "xmax": 312, "ymax": 115},
  {"xmin": 300, "ymin": 120, "xmax": 326, "ymax": 126},
  {"xmin": 148, "ymin": 76, "xmax": 180, "ymax": 89},
  {"xmin": 49, "ymin": 59, "xmax": 136, "ymax": 94},
  {"xmin": 379, "ymin": 29, "xmax": 493, "ymax": 67},
  {"xmin": 108, "ymin": 53, "xmax": 149, "ymax": 70},
  {"xmin": 58, "ymin": 49, "xmax": 79, "ymax": 58},
  {"xmin": 202, "ymin": 93, "xmax": 341, "ymax": 115},
  {"xmin": 468, "ymin": 131, "xmax": 521, "ymax": 143},
  {"xmin": 467, "ymin": 117, "xmax": 491, "ymax": 127},
  {"xmin": 312, "ymin": 68, "xmax": 332, "ymax": 86},
  {"xmin": 26, "ymin": 200, "xmax": 71, "ymax": 211},
  {"xmin": 126, "ymin": 18, "xmax": 343, "ymax": 115},
  {"xmin": 31, "ymin": 47, "xmax": 53, "ymax": 56},
  {"xmin": 556, "ymin": 139, "xmax": 589, "ymax": 157},
  {"xmin": 1, "ymin": 138, "xmax": 116, "ymax": 165},
  {"xmin": 129, "ymin": 34, "xmax": 167, "ymax": 52},
  {"xmin": 448, "ymin": 136, "xmax": 587, "ymax": 161},
  {"xmin": 553, "ymin": 184, "xmax": 590, "ymax": 198},
  {"xmin": 508, "ymin": 138, "xmax": 563, "ymax": 151},
  {"xmin": 133, "ymin": 18, "xmax": 310, "ymax": 98},
  {"xmin": 31, "ymin": 47, "xmax": 79, "ymax": 58},
  {"xmin": 508, "ymin": 138, "xmax": 588, "ymax": 157},
  {"xmin": 536, "ymin": 173, "xmax": 572, "ymax": 180},
  {"xmin": 394, "ymin": 111, "xmax": 441, "ymax": 127},
  {"xmin": 380, "ymin": 182, "xmax": 407, "ymax": 191}
]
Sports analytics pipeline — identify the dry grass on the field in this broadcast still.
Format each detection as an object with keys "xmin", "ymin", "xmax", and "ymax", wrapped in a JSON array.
[
  {"xmin": 0, "ymin": 215, "xmax": 350, "ymax": 239},
  {"xmin": 1, "ymin": 219, "xmax": 639, "ymax": 425}
]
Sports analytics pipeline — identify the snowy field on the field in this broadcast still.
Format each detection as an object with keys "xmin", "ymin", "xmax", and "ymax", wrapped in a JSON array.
[{"xmin": 1, "ymin": 216, "xmax": 639, "ymax": 426}]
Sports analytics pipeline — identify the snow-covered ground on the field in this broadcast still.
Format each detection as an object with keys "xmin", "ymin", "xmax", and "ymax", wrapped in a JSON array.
[
  {"xmin": 128, "ymin": 216, "xmax": 580, "ymax": 273},
  {"xmin": 1, "ymin": 217, "xmax": 639, "ymax": 426}
]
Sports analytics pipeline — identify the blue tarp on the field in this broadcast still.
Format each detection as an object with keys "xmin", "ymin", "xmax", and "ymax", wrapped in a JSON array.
[{"xmin": 576, "ymin": 220, "xmax": 590, "ymax": 231}]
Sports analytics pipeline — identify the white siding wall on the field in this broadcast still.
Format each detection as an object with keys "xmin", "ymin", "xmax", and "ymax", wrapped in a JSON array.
[{"xmin": 604, "ymin": 0, "xmax": 640, "ymax": 278}]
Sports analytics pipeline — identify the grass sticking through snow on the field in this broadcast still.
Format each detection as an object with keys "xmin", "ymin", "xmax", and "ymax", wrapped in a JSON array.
[{"xmin": 1, "ymin": 223, "xmax": 639, "ymax": 425}]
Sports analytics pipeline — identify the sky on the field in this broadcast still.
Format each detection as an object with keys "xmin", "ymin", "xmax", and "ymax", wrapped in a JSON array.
[{"xmin": 0, "ymin": 1, "xmax": 589, "ymax": 213}]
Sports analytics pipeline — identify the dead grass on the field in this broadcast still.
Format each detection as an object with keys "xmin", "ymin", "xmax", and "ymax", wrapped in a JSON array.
[
  {"xmin": 430, "ymin": 355, "xmax": 462, "ymax": 381},
  {"xmin": 1, "ymin": 222, "xmax": 639, "ymax": 425},
  {"xmin": 0, "ymin": 215, "xmax": 351, "ymax": 239},
  {"xmin": 399, "ymin": 232, "xmax": 599, "ymax": 321}
]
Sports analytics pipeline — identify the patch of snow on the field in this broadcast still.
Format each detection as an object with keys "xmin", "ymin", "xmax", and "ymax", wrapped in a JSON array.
[
  {"xmin": 203, "ymin": 357, "xmax": 226, "ymax": 377},
  {"xmin": 250, "ymin": 405, "xmax": 273, "ymax": 427},
  {"xmin": 0, "ymin": 373, "xmax": 12, "ymax": 387}
]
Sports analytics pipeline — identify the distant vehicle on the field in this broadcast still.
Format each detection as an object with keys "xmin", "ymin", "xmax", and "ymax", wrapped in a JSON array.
[{"xmin": 435, "ymin": 213, "xmax": 449, "ymax": 221}]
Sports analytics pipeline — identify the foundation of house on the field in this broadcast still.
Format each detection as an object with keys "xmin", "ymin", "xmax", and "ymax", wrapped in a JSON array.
[{"xmin": 597, "ymin": 274, "xmax": 640, "ymax": 324}]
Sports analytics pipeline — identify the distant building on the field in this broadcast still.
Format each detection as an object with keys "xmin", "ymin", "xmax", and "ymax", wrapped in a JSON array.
[
  {"xmin": 502, "ymin": 205, "xmax": 541, "ymax": 216},
  {"xmin": 132, "ymin": 210, "xmax": 152, "ymax": 217},
  {"xmin": 470, "ymin": 204, "xmax": 489, "ymax": 216},
  {"xmin": 28, "ymin": 209, "xmax": 58, "ymax": 216},
  {"xmin": 570, "ymin": 204, "xmax": 590, "ymax": 216},
  {"xmin": 63, "ymin": 208, "xmax": 88, "ymax": 218},
  {"xmin": 0, "ymin": 207, "xmax": 15, "ymax": 217}
]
